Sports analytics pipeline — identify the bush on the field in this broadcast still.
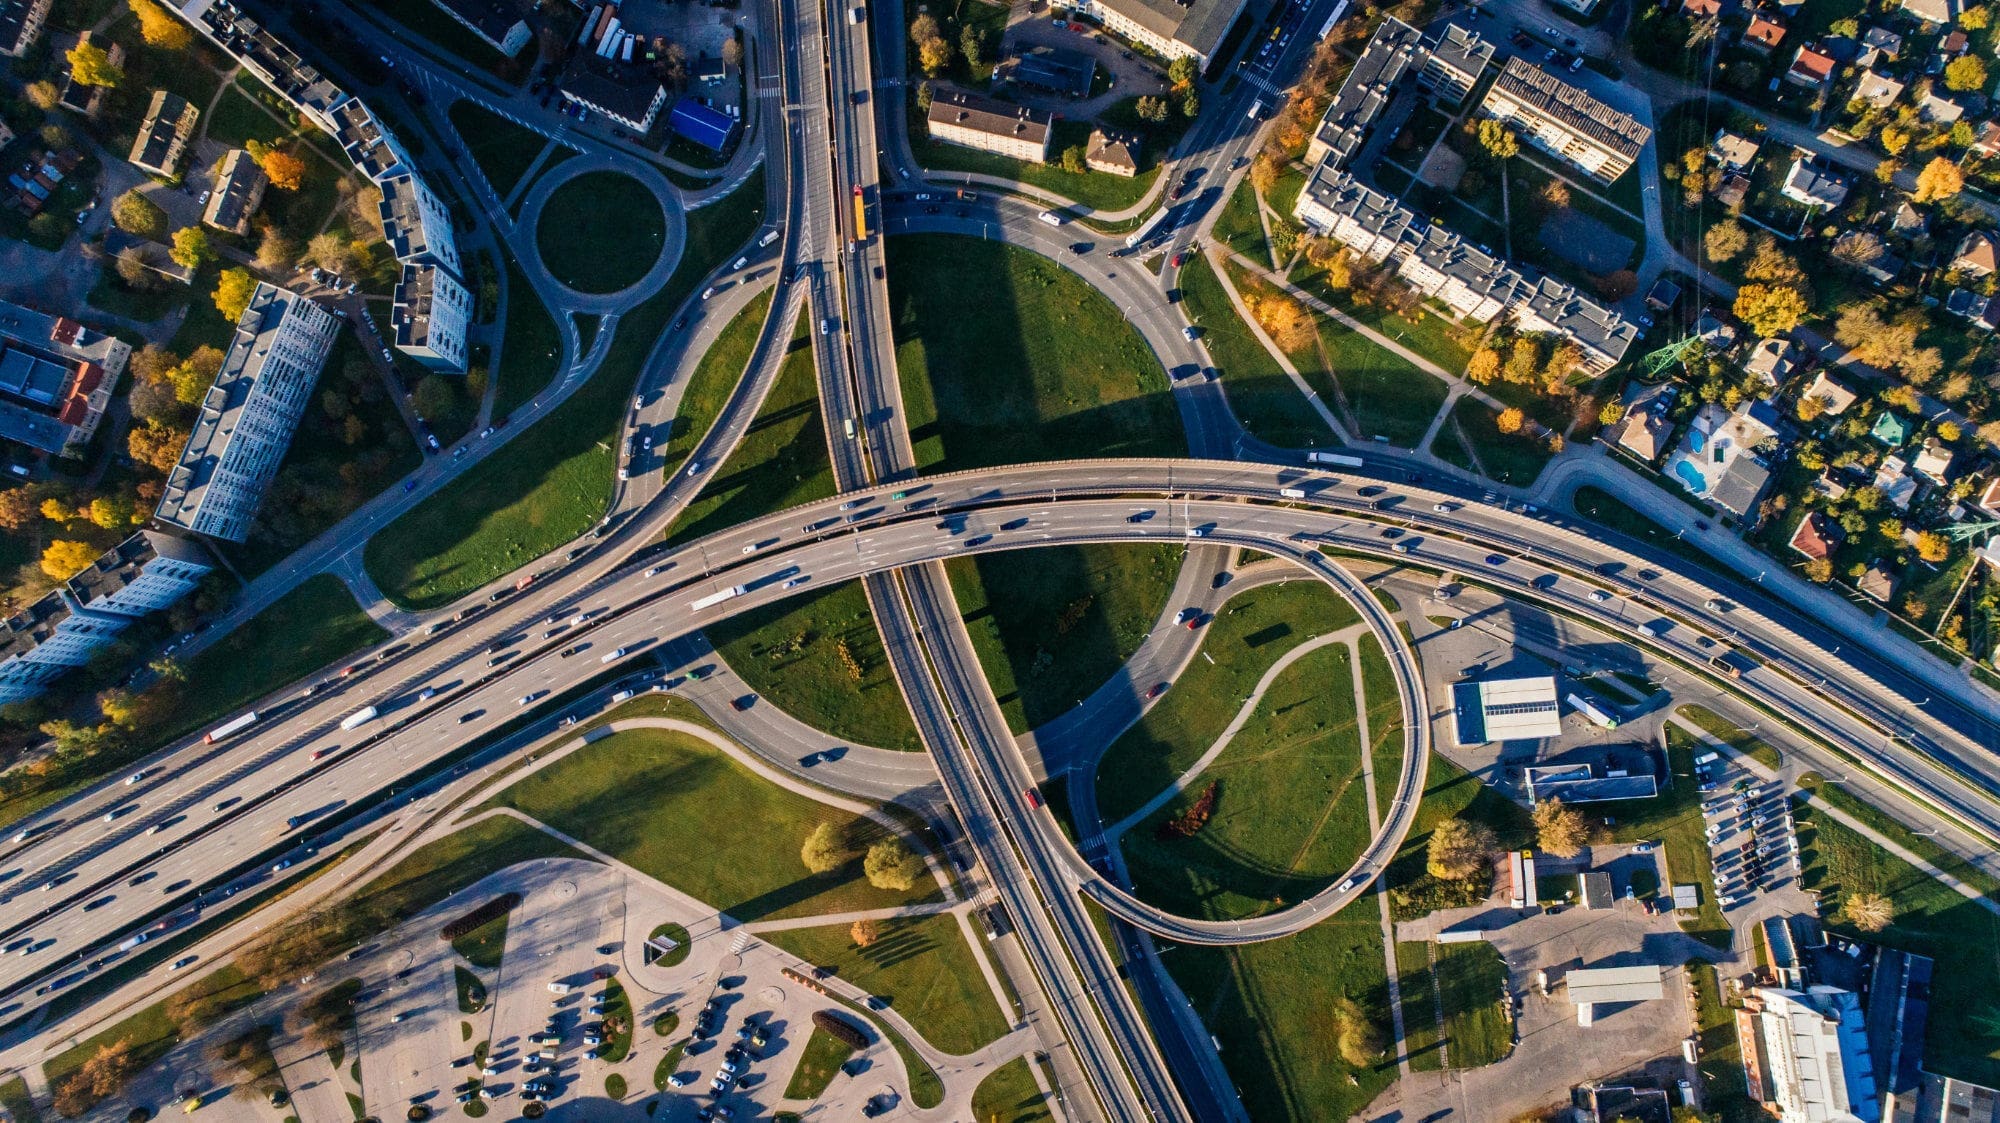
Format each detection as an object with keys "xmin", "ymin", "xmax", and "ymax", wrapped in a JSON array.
[
  {"xmin": 440, "ymin": 893, "xmax": 520, "ymax": 941},
  {"xmin": 811, "ymin": 1009, "xmax": 868, "ymax": 1050}
]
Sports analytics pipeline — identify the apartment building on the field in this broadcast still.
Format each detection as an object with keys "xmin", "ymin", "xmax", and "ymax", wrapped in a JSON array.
[
  {"xmin": 379, "ymin": 172, "xmax": 462, "ymax": 278},
  {"xmin": 563, "ymin": 62, "xmax": 670, "ymax": 133},
  {"xmin": 203, "ymin": 148, "xmax": 268, "ymax": 235},
  {"xmin": 429, "ymin": 0, "xmax": 532, "ymax": 56},
  {"xmin": 1068, "ymin": 0, "xmax": 1249, "ymax": 65},
  {"xmin": 0, "ymin": 300, "xmax": 131, "ymax": 456},
  {"xmin": 391, "ymin": 262, "xmax": 473, "ymax": 374},
  {"xmin": 0, "ymin": 531, "xmax": 214, "ymax": 705},
  {"xmin": 1421, "ymin": 23, "xmax": 1494, "ymax": 105},
  {"xmin": 189, "ymin": 0, "xmax": 345, "ymax": 131},
  {"xmin": 1739, "ymin": 987, "xmax": 1880, "ymax": 1123},
  {"xmin": 1085, "ymin": 128, "xmax": 1143, "ymax": 176},
  {"xmin": 129, "ymin": 90, "xmax": 200, "ymax": 177},
  {"xmin": 332, "ymin": 98, "xmax": 416, "ymax": 182},
  {"xmin": 1292, "ymin": 165, "xmax": 1637, "ymax": 371},
  {"xmin": 925, "ymin": 87, "xmax": 1053, "ymax": 163},
  {"xmin": 1305, "ymin": 18, "xmax": 1424, "ymax": 167},
  {"xmin": 0, "ymin": 0, "xmax": 51, "ymax": 57},
  {"xmin": 155, "ymin": 284, "xmax": 342, "ymax": 542},
  {"xmin": 1478, "ymin": 57, "xmax": 1650, "ymax": 183}
]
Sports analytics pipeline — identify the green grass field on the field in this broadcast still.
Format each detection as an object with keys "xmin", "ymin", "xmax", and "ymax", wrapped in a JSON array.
[
  {"xmin": 450, "ymin": 912, "xmax": 509, "ymax": 971},
  {"xmin": 1356, "ymin": 635, "xmax": 1408, "ymax": 806},
  {"xmin": 1164, "ymin": 917, "xmax": 1397, "ymax": 1122},
  {"xmin": 910, "ymin": 126, "xmax": 1160, "ymax": 213},
  {"xmin": 1795, "ymin": 800, "xmax": 2000, "ymax": 1084},
  {"xmin": 889, "ymin": 235, "xmax": 1185, "ymax": 473},
  {"xmin": 707, "ymin": 580, "xmax": 923, "ymax": 752},
  {"xmin": 946, "ymin": 543, "xmax": 1185, "ymax": 734},
  {"xmin": 364, "ymin": 171, "xmax": 765, "ymax": 609},
  {"xmin": 970, "ymin": 1057, "xmax": 1052, "ymax": 1123},
  {"xmin": 492, "ymin": 256, "xmax": 560, "ymax": 419},
  {"xmin": 668, "ymin": 309, "xmax": 831, "ymax": 542},
  {"xmin": 1395, "ymin": 942, "xmax": 1444, "ymax": 1071},
  {"xmin": 782, "ymin": 1027, "xmax": 854, "ymax": 1099},
  {"xmin": 764, "ymin": 913, "xmax": 1010, "ymax": 1055},
  {"xmin": 1431, "ymin": 941, "xmax": 1512, "ymax": 1067},
  {"xmin": 1094, "ymin": 580, "xmax": 1360, "ymax": 826},
  {"xmin": 535, "ymin": 172, "xmax": 669, "ymax": 294},
  {"xmin": 1439, "ymin": 398, "xmax": 1553, "ymax": 487},
  {"xmin": 45, "ymin": 965, "xmax": 262, "ymax": 1106},
  {"xmin": 1180, "ymin": 254, "xmax": 1333, "ymax": 449},
  {"xmin": 1120, "ymin": 641, "xmax": 1370, "ymax": 921},
  {"xmin": 164, "ymin": 575, "xmax": 387, "ymax": 743},
  {"xmin": 0, "ymin": 1076, "xmax": 36, "ymax": 1123},
  {"xmin": 658, "ymin": 289, "xmax": 774, "ymax": 482},
  {"xmin": 480, "ymin": 726, "xmax": 937, "ymax": 921},
  {"xmin": 1212, "ymin": 179, "xmax": 1269, "ymax": 262},
  {"xmin": 1316, "ymin": 316, "xmax": 1449, "ymax": 447},
  {"xmin": 1808, "ymin": 782, "xmax": 2000, "ymax": 900},
  {"xmin": 448, "ymin": 101, "xmax": 550, "ymax": 199}
]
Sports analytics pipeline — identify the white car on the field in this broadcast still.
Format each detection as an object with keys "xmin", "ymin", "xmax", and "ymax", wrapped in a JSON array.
[
  {"xmin": 668, "ymin": 1072, "xmax": 694, "ymax": 1088},
  {"xmin": 601, "ymin": 647, "xmax": 630, "ymax": 663},
  {"xmin": 701, "ymin": 286, "xmax": 719, "ymax": 300},
  {"xmin": 741, "ymin": 543, "xmax": 762, "ymax": 555},
  {"xmin": 125, "ymin": 771, "xmax": 147, "ymax": 785},
  {"xmin": 1588, "ymin": 590, "xmax": 1612, "ymax": 603},
  {"xmin": 646, "ymin": 565, "xmax": 669, "ymax": 577}
]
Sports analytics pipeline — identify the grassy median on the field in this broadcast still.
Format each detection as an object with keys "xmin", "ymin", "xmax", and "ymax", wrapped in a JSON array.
[
  {"xmin": 971, "ymin": 1057, "xmax": 1054, "ymax": 1123},
  {"xmin": 763, "ymin": 913, "xmax": 1010, "ymax": 1055}
]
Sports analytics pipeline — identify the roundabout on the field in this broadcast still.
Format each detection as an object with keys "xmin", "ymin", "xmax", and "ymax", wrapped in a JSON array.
[{"xmin": 517, "ymin": 160, "xmax": 688, "ymax": 310}]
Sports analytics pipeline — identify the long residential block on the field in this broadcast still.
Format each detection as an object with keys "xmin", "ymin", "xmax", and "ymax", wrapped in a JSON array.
[
  {"xmin": 1478, "ymin": 57, "xmax": 1650, "ymax": 183},
  {"xmin": 392, "ymin": 262, "xmax": 473, "ymax": 374},
  {"xmin": 1069, "ymin": 0, "xmax": 1248, "ymax": 64},
  {"xmin": 925, "ymin": 87, "xmax": 1053, "ymax": 164},
  {"xmin": 379, "ymin": 171, "xmax": 462, "ymax": 277},
  {"xmin": 155, "ymin": 284, "xmax": 342, "ymax": 542}
]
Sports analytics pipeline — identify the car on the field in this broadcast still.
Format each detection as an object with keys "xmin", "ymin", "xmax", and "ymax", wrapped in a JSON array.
[
  {"xmin": 458, "ymin": 712, "xmax": 478, "ymax": 724},
  {"xmin": 1182, "ymin": 326, "xmax": 1200, "ymax": 341},
  {"xmin": 1175, "ymin": 607, "xmax": 1199, "ymax": 627},
  {"xmin": 669, "ymin": 1072, "xmax": 695, "ymax": 1088},
  {"xmin": 170, "ymin": 955, "xmax": 199, "ymax": 971},
  {"xmin": 602, "ymin": 646, "xmax": 630, "ymax": 663},
  {"xmin": 1484, "ymin": 554, "xmax": 1505, "ymax": 566},
  {"xmin": 1146, "ymin": 682, "xmax": 1168, "ymax": 699},
  {"xmin": 272, "ymin": 859, "xmax": 293, "ymax": 873},
  {"xmin": 1171, "ymin": 251, "xmax": 1188, "ymax": 267},
  {"xmin": 197, "ymin": 190, "xmax": 211, "ymax": 207}
]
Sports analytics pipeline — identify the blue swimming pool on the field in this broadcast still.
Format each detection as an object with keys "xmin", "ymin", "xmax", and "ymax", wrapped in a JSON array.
[
  {"xmin": 1674, "ymin": 460, "xmax": 1708, "ymax": 493},
  {"xmin": 1687, "ymin": 429, "xmax": 1707, "ymax": 453}
]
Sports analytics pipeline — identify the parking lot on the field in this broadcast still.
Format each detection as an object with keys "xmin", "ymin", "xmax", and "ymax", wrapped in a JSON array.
[{"xmin": 1700, "ymin": 765, "xmax": 1800, "ymax": 909}]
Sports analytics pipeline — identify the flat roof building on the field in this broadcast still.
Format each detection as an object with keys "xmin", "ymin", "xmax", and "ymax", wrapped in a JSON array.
[
  {"xmin": 1478, "ymin": 57, "xmax": 1650, "ymax": 183},
  {"xmin": 332, "ymin": 98, "xmax": 414, "ymax": 183},
  {"xmin": 426, "ymin": 0, "xmax": 532, "ymax": 57},
  {"xmin": 1306, "ymin": 18, "xmax": 1425, "ymax": 168},
  {"xmin": 563, "ymin": 62, "xmax": 670, "ymax": 133},
  {"xmin": 203, "ymin": 148, "xmax": 268, "ymax": 235},
  {"xmin": 1742, "ymin": 986, "xmax": 1880, "ymax": 1123},
  {"xmin": 1070, "ymin": 0, "xmax": 1250, "ymax": 64},
  {"xmin": 1004, "ymin": 48, "xmax": 1095, "ymax": 98},
  {"xmin": 129, "ymin": 90, "xmax": 199, "ymax": 177},
  {"xmin": 187, "ymin": 1, "xmax": 345, "ymax": 131},
  {"xmin": 668, "ymin": 98, "xmax": 738, "ymax": 152},
  {"xmin": 155, "ymin": 283, "xmax": 342, "ymax": 542},
  {"xmin": 1567, "ymin": 965, "xmax": 1667, "ymax": 1004},
  {"xmin": 1525, "ymin": 763, "xmax": 1660, "ymax": 803},
  {"xmin": 65, "ymin": 531, "xmax": 214, "ymax": 618},
  {"xmin": 1452, "ymin": 675, "xmax": 1563, "ymax": 745},
  {"xmin": 0, "ymin": 530, "xmax": 211, "ymax": 704},
  {"xmin": 392, "ymin": 262, "xmax": 472, "ymax": 374},
  {"xmin": 0, "ymin": 301, "xmax": 130, "ymax": 456},
  {"xmin": 925, "ymin": 87, "xmax": 1052, "ymax": 164},
  {"xmin": 379, "ymin": 172, "xmax": 461, "ymax": 277},
  {"xmin": 1420, "ymin": 22, "xmax": 1495, "ymax": 106}
]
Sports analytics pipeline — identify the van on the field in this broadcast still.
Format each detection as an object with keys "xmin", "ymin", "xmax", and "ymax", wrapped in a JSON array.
[
  {"xmin": 547, "ymin": 982, "xmax": 571, "ymax": 995},
  {"xmin": 849, "ymin": 4, "xmax": 863, "ymax": 20},
  {"xmin": 1037, "ymin": 210, "xmax": 1063, "ymax": 226},
  {"xmin": 611, "ymin": 689, "xmax": 635, "ymax": 703},
  {"xmin": 1248, "ymin": 98, "xmax": 1269, "ymax": 120},
  {"xmin": 843, "ymin": 418, "xmax": 855, "ymax": 439}
]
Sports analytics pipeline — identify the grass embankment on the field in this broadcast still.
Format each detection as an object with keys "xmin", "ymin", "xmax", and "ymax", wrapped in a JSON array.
[
  {"xmin": 1796, "ymin": 798, "xmax": 2000, "ymax": 1083},
  {"xmin": 1433, "ymin": 398, "xmax": 1553, "ymax": 487},
  {"xmin": 1094, "ymin": 580, "xmax": 1360, "ymax": 826},
  {"xmin": 1572, "ymin": 486, "xmax": 1726, "ymax": 580},
  {"xmin": 889, "ymin": 234, "xmax": 1184, "ymax": 473},
  {"xmin": 44, "ymin": 966, "xmax": 262, "ymax": 1108},
  {"xmin": 492, "ymin": 257, "xmax": 561, "ymax": 419},
  {"xmin": 1395, "ymin": 942, "xmax": 1444, "ymax": 1071},
  {"xmin": 0, "ymin": 1076, "xmax": 36, "ymax": 1123},
  {"xmin": 480, "ymin": 726, "xmax": 937, "ymax": 921},
  {"xmin": 668, "ymin": 310, "xmax": 829, "ymax": 542},
  {"xmin": 1677, "ymin": 704, "xmax": 1782, "ymax": 771},
  {"xmin": 600, "ymin": 978, "xmax": 634, "ymax": 1062},
  {"xmin": 947, "ymin": 544, "xmax": 1184, "ymax": 735},
  {"xmin": 1121, "ymin": 641, "xmax": 1372, "ymax": 921},
  {"xmin": 1432, "ymin": 941, "xmax": 1511, "ymax": 1068},
  {"xmin": 448, "ymin": 101, "xmax": 550, "ymax": 199},
  {"xmin": 1807, "ymin": 782, "xmax": 2000, "ymax": 900},
  {"xmin": 708, "ymin": 581, "xmax": 922, "ymax": 751},
  {"xmin": 534, "ymin": 171, "xmax": 669, "ymax": 295},
  {"xmin": 764, "ymin": 913, "xmax": 1009, "ymax": 1055},
  {"xmin": 1211, "ymin": 179, "xmax": 1269, "ymax": 262},
  {"xmin": 1688, "ymin": 960, "xmax": 1756, "ymax": 1120},
  {"xmin": 657, "ymin": 288, "xmax": 773, "ymax": 482},
  {"xmin": 971, "ymin": 1057, "xmax": 1053, "ymax": 1123},
  {"xmin": 365, "ymin": 170, "xmax": 765, "ymax": 609},
  {"xmin": 1357, "ymin": 635, "xmax": 1408, "ymax": 806},
  {"xmin": 1179, "ymin": 253, "xmax": 1331, "ymax": 449},
  {"xmin": 1165, "ymin": 917, "xmax": 1396, "ymax": 1121},
  {"xmin": 783, "ymin": 1027, "xmax": 855, "ymax": 1099}
]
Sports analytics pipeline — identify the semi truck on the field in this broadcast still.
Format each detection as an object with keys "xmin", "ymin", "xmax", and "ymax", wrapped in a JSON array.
[
  {"xmin": 204, "ymin": 712, "xmax": 259, "ymax": 744},
  {"xmin": 1566, "ymin": 691, "xmax": 1622, "ymax": 729},
  {"xmin": 1124, "ymin": 208, "xmax": 1170, "ymax": 250},
  {"xmin": 690, "ymin": 586, "xmax": 747, "ymax": 610},
  {"xmin": 339, "ymin": 706, "xmax": 378, "ymax": 731},
  {"xmin": 1307, "ymin": 451, "xmax": 1365, "ymax": 467}
]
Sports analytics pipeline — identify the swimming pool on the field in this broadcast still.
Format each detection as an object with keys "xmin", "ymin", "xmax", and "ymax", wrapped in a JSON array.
[{"xmin": 1674, "ymin": 459, "xmax": 1708, "ymax": 493}]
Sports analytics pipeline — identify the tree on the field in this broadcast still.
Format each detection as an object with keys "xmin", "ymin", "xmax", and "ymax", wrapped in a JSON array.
[
  {"xmin": 1804, "ymin": 557, "xmax": 1833, "ymax": 583},
  {"xmin": 0, "ymin": 486, "xmax": 38, "ymax": 531},
  {"xmin": 1465, "ymin": 348, "xmax": 1500, "ymax": 384},
  {"xmin": 1599, "ymin": 399, "xmax": 1625, "ymax": 427},
  {"xmin": 959, "ymin": 23, "xmax": 984, "ymax": 65},
  {"xmin": 87, "ymin": 494, "xmax": 138, "ymax": 530},
  {"xmin": 917, "ymin": 34, "xmax": 953, "ymax": 76},
  {"xmin": 115, "ymin": 246, "xmax": 156, "ymax": 289},
  {"xmin": 1168, "ymin": 56, "xmax": 1198, "ymax": 91},
  {"xmin": 170, "ymin": 346, "xmax": 224, "ymax": 405},
  {"xmin": 863, "ymin": 838, "xmax": 923, "ymax": 891},
  {"xmin": 1914, "ymin": 156, "xmax": 1964, "ymax": 203},
  {"xmin": 1061, "ymin": 144, "xmax": 1087, "ymax": 174},
  {"xmin": 1136, "ymin": 95, "xmax": 1169, "ymax": 123},
  {"xmin": 41, "ymin": 496, "xmax": 72, "ymax": 523},
  {"xmin": 1250, "ymin": 291, "xmax": 1314, "ymax": 351},
  {"xmin": 1532, "ymin": 798, "xmax": 1588, "ymax": 858},
  {"xmin": 24, "ymin": 79, "xmax": 60, "ymax": 110},
  {"xmin": 214, "ymin": 268, "xmax": 256, "ymax": 322},
  {"xmin": 130, "ymin": 0, "xmax": 192, "ymax": 48},
  {"xmin": 66, "ymin": 40, "xmax": 124, "ymax": 88},
  {"xmin": 255, "ymin": 227, "xmax": 299, "ymax": 271},
  {"xmin": 801, "ymin": 822, "xmax": 844, "ymax": 873},
  {"xmin": 1829, "ymin": 16, "xmax": 1859, "ymax": 36},
  {"xmin": 909, "ymin": 13, "xmax": 940, "ymax": 43},
  {"xmin": 1180, "ymin": 90, "xmax": 1200, "ymax": 119},
  {"xmin": 914, "ymin": 80, "xmax": 934, "ymax": 115},
  {"xmin": 721, "ymin": 36, "xmax": 743, "ymax": 67},
  {"xmin": 1917, "ymin": 531, "xmax": 1951, "ymax": 563},
  {"xmin": 413, "ymin": 375, "xmax": 456, "ymax": 420},
  {"xmin": 1734, "ymin": 284, "xmax": 1806, "ymax": 337},
  {"xmin": 1945, "ymin": 54, "xmax": 1988, "ymax": 93},
  {"xmin": 307, "ymin": 231, "xmax": 357, "ymax": 275},
  {"xmin": 849, "ymin": 918, "xmax": 881, "ymax": 947},
  {"xmin": 41, "ymin": 540, "xmax": 98, "ymax": 580},
  {"xmin": 111, "ymin": 190, "xmax": 167, "ymax": 239},
  {"xmin": 260, "ymin": 149, "xmax": 307, "ymax": 192},
  {"xmin": 1962, "ymin": 3, "xmax": 1991, "ymax": 27},
  {"xmin": 1496, "ymin": 406, "xmax": 1526, "ymax": 434},
  {"xmin": 1426, "ymin": 817, "xmax": 1496, "ymax": 880},
  {"xmin": 1476, "ymin": 119, "xmax": 1518, "ymax": 160},
  {"xmin": 169, "ymin": 226, "xmax": 211, "ymax": 270},
  {"xmin": 53, "ymin": 1039, "xmax": 137, "ymax": 1117},
  {"xmin": 1249, "ymin": 151, "xmax": 1282, "ymax": 194},
  {"xmin": 1844, "ymin": 891, "xmax": 1893, "ymax": 932},
  {"xmin": 1332, "ymin": 996, "xmax": 1385, "ymax": 1066},
  {"xmin": 1878, "ymin": 125, "xmax": 1912, "ymax": 155}
]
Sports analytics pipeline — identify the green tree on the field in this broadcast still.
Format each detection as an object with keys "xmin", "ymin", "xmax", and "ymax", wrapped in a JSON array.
[
  {"xmin": 213, "ymin": 268, "xmax": 256, "ymax": 323},
  {"xmin": 1703, "ymin": 220, "xmax": 1748, "ymax": 262},
  {"xmin": 1136, "ymin": 95, "xmax": 1169, "ymax": 123},
  {"xmin": 801, "ymin": 822, "xmax": 844, "ymax": 873},
  {"xmin": 169, "ymin": 226, "xmax": 211, "ymax": 270},
  {"xmin": 863, "ymin": 837, "xmax": 922, "ymax": 891},
  {"xmin": 1181, "ymin": 90, "xmax": 1200, "ymax": 118},
  {"xmin": 1167, "ymin": 56, "xmax": 1198, "ymax": 91},
  {"xmin": 1532, "ymin": 798, "xmax": 1588, "ymax": 858},
  {"xmin": 66, "ymin": 40, "xmax": 124, "ymax": 87},
  {"xmin": 1061, "ymin": 144, "xmax": 1087, "ymax": 174},
  {"xmin": 1945, "ymin": 54, "xmax": 1988, "ymax": 93},
  {"xmin": 958, "ymin": 23, "xmax": 984, "ymax": 66},
  {"xmin": 111, "ymin": 190, "xmax": 167, "ymax": 239}
]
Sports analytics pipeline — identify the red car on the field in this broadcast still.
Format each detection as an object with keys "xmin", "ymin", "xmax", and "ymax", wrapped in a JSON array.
[
  {"xmin": 1024, "ymin": 788, "xmax": 1042, "ymax": 809},
  {"xmin": 1146, "ymin": 683, "xmax": 1168, "ymax": 699},
  {"xmin": 1171, "ymin": 251, "xmax": 1188, "ymax": 267}
]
